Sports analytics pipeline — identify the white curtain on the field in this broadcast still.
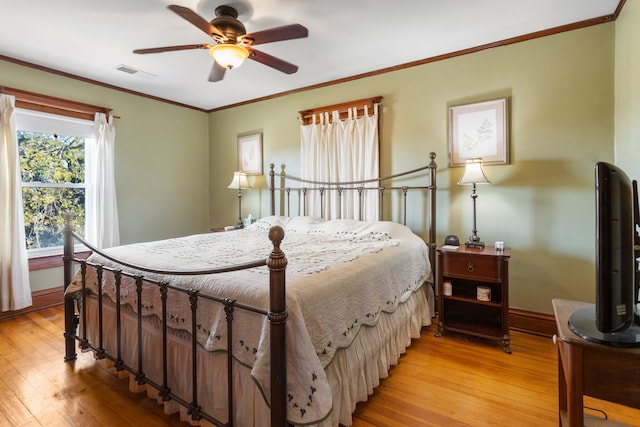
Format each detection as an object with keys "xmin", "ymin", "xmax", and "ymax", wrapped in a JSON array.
[
  {"xmin": 300, "ymin": 104, "xmax": 379, "ymax": 220},
  {"xmin": 86, "ymin": 112, "xmax": 120, "ymax": 248},
  {"xmin": 0, "ymin": 94, "xmax": 32, "ymax": 311}
]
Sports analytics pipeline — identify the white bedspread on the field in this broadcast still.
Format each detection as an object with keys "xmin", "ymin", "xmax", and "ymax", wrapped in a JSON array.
[{"xmin": 67, "ymin": 215, "xmax": 431, "ymax": 425}]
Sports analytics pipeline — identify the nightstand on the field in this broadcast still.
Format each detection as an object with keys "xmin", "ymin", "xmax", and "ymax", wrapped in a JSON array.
[{"xmin": 435, "ymin": 245, "xmax": 511, "ymax": 353}]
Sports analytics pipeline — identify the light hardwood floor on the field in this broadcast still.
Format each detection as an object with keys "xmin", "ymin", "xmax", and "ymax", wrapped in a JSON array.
[{"xmin": 1, "ymin": 306, "xmax": 638, "ymax": 426}]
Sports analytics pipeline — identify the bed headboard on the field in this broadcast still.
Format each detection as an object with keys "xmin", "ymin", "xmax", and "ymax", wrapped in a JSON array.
[{"xmin": 268, "ymin": 152, "xmax": 438, "ymax": 266}]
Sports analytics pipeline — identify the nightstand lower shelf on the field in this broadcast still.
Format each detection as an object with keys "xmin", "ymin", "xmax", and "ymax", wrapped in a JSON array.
[
  {"xmin": 438, "ymin": 310, "xmax": 502, "ymax": 337},
  {"xmin": 436, "ymin": 310, "xmax": 510, "ymax": 353}
]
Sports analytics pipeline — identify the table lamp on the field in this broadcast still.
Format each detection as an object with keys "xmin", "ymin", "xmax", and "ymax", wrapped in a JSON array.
[
  {"xmin": 458, "ymin": 158, "xmax": 491, "ymax": 248},
  {"xmin": 228, "ymin": 171, "xmax": 251, "ymax": 228}
]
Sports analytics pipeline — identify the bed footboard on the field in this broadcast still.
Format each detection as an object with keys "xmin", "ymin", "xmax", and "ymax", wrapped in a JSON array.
[{"xmin": 62, "ymin": 214, "xmax": 289, "ymax": 426}]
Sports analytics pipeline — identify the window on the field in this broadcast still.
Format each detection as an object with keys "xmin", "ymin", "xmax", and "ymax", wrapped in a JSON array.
[{"xmin": 16, "ymin": 110, "xmax": 94, "ymax": 257}]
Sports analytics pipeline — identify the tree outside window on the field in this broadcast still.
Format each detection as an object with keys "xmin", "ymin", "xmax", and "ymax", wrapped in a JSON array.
[{"xmin": 18, "ymin": 131, "xmax": 86, "ymax": 250}]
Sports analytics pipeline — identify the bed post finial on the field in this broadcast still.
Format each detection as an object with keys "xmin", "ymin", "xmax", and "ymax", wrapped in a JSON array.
[
  {"xmin": 268, "ymin": 225, "xmax": 284, "ymax": 251},
  {"xmin": 266, "ymin": 225, "xmax": 287, "ymax": 426}
]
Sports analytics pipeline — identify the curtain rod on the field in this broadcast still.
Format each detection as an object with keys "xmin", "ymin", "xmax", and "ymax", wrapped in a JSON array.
[
  {"xmin": 0, "ymin": 85, "xmax": 117, "ymax": 121},
  {"xmin": 298, "ymin": 96, "xmax": 382, "ymax": 124}
]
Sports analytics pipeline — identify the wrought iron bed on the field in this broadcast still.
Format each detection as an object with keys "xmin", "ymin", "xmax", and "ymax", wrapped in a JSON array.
[{"xmin": 62, "ymin": 152, "xmax": 437, "ymax": 427}]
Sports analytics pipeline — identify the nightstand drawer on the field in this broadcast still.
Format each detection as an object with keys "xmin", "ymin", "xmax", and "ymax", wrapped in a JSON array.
[{"xmin": 442, "ymin": 252, "xmax": 501, "ymax": 282}]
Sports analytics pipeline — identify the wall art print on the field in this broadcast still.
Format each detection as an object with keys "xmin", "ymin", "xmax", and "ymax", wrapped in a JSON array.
[{"xmin": 448, "ymin": 97, "xmax": 509, "ymax": 167}]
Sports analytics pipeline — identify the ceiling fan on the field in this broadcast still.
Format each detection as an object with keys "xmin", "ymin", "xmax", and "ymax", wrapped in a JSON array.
[{"xmin": 133, "ymin": 4, "xmax": 308, "ymax": 82}]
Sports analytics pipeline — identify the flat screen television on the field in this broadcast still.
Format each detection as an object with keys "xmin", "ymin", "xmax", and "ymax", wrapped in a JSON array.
[{"xmin": 568, "ymin": 162, "xmax": 640, "ymax": 347}]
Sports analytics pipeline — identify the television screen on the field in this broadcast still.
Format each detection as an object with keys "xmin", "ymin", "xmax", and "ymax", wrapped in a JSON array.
[
  {"xmin": 595, "ymin": 162, "xmax": 635, "ymax": 332},
  {"xmin": 568, "ymin": 162, "xmax": 640, "ymax": 347}
]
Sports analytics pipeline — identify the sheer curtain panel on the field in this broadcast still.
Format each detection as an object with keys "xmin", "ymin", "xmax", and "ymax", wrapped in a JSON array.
[
  {"xmin": 0, "ymin": 94, "xmax": 32, "ymax": 311},
  {"xmin": 86, "ymin": 112, "xmax": 120, "ymax": 249},
  {"xmin": 300, "ymin": 104, "xmax": 380, "ymax": 220}
]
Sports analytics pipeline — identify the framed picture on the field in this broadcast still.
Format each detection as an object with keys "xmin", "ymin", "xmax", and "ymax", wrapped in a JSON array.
[
  {"xmin": 448, "ymin": 97, "xmax": 509, "ymax": 167},
  {"xmin": 237, "ymin": 133, "xmax": 263, "ymax": 175}
]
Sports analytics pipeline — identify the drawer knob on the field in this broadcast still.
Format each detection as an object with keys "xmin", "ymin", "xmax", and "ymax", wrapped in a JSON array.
[{"xmin": 467, "ymin": 263, "xmax": 474, "ymax": 272}]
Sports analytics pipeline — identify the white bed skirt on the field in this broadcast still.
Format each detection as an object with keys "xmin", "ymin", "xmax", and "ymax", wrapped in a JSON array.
[{"xmin": 82, "ymin": 284, "xmax": 433, "ymax": 426}]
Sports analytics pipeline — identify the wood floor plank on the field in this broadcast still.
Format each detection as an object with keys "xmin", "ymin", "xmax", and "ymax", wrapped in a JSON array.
[
  {"xmin": 2, "ymin": 306, "xmax": 640, "ymax": 426},
  {"xmin": 0, "ymin": 369, "xmax": 79, "ymax": 427},
  {"xmin": 0, "ymin": 305, "xmax": 184, "ymax": 427},
  {"xmin": 355, "ymin": 326, "xmax": 640, "ymax": 426},
  {"xmin": 0, "ymin": 322, "xmax": 104, "ymax": 426},
  {"xmin": 0, "ymin": 369, "xmax": 38, "ymax": 426}
]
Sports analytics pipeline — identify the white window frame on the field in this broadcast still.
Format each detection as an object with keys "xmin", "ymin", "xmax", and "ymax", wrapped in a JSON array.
[{"xmin": 16, "ymin": 109, "xmax": 93, "ymax": 258}]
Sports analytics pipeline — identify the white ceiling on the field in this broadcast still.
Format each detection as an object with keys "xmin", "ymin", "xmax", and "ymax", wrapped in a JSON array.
[{"xmin": 0, "ymin": 0, "xmax": 621, "ymax": 111}]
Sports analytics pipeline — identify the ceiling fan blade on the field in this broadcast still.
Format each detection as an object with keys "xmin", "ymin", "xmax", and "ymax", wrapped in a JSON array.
[
  {"xmin": 247, "ymin": 48, "xmax": 298, "ymax": 74},
  {"xmin": 133, "ymin": 44, "xmax": 212, "ymax": 54},
  {"xmin": 168, "ymin": 4, "xmax": 226, "ymax": 40},
  {"xmin": 208, "ymin": 61, "xmax": 227, "ymax": 82},
  {"xmin": 242, "ymin": 24, "xmax": 308, "ymax": 46}
]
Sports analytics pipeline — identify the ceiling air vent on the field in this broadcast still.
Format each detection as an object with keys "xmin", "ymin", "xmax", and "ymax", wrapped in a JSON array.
[
  {"xmin": 115, "ymin": 64, "xmax": 157, "ymax": 79},
  {"xmin": 116, "ymin": 65, "xmax": 138, "ymax": 74}
]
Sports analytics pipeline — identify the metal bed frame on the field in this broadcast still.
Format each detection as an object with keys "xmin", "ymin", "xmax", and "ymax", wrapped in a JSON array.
[{"xmin": 62, "ymin": 152, "xmax": 437, "ymax": 426}]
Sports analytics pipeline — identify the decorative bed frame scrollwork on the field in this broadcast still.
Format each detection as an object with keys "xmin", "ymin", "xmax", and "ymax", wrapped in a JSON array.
[{"xmin": 62, "ymin": 152, "xmax": 437, "ymax": 426}]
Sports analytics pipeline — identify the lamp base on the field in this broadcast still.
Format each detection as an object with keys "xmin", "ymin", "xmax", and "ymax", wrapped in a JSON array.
[
  {"xmin": 465, "ymin": 240, "xmax": 485, "ymax": 249},
  {"xmin": 465, "ymin": 232, "xmax": 485, "ymax": 248}
]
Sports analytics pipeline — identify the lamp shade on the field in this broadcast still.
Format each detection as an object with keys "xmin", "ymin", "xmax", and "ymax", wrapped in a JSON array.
[
  {"xmin": 458, "ymin": 158, "xmax": 491, "ymax": 185},
  {"xmin": 209, "ymin": 44, "xmax": 249, "ymax": 69},
  {"xmin": 228, "ymin": 171, "xmax": 251, "ymax": 189}
]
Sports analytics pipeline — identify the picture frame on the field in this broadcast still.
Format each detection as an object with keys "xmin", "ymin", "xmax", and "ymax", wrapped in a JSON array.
[
  {"xmin": 237, "ymin": 133, "xmax": 263, "ymax": 175},
  {"xmin": 448, "ymin": 97, "xmax": 509, "ymax": 167}
]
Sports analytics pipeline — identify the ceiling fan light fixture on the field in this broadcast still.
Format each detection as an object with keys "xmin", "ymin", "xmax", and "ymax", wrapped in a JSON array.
[{"xmin": 209, "ymin": 44, "xmax": 249, "ymax": 69}]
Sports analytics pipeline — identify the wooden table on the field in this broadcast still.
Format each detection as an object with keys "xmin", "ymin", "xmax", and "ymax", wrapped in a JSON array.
[{"xmin": 552, "ymin": 299, "xmax": 640, "ymax": 426}]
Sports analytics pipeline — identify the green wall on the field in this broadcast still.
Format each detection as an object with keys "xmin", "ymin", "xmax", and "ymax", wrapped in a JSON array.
[
  {"xmin": 0, "ymin": 60, "xmax": 210, "ymax": 291},
  {"xmin": 615, "ymin": 0, "xmax": 640, "ymax": 178},
  {"xmin": 2, "ymin": 17, "xmax": 624, "ymax": 315},
  {"xmin": 209, "ymin": 24, "xmax": 615, "ymax": 314}
]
